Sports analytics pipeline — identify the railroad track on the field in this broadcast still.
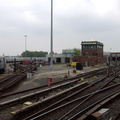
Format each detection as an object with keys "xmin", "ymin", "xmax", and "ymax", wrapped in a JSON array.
[
  {"xmin": 14, "ymin": 67, "xmax": 120, "ymax": 120},
  {"xmin": 0, "ymin": 66, "xmax": 107, "ymax": 96},
  {"xmin": 114, "ymin": 112, "xmax": 120, "ymax": 120},
  {"xmin": 0, "ymin": 64, "xmax": 38, "ymax": 93},
  {"xmin": 0, "ymin": 74, "xmax": 26, "ymax": 92},
  {"xmin": 0, "ymin": 66, "xmax": 120, "ymax": 120},
  {"xmin": 22, "ymin": 87, "xmax": 120, "ymax": 120}
]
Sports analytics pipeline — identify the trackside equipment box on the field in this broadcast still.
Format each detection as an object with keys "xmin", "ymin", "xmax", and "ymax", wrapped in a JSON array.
[{"xmin": 71, "ymin": 62, "xmax": 77, "ymax": 66}]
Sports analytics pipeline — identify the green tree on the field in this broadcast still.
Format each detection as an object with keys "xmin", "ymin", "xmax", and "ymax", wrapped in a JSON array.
[
  {"xmin": 21, "ymin": 50, "xmax": 48, "ymax": 57},
  {"xmin": 73, "ymin": 48, "xmax": 80, "ymax": 56}
]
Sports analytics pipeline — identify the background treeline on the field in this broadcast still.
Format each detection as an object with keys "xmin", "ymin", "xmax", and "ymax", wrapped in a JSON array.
[{"xmin": 21, "ymin": 50, "xmax": 48, "ymax": 57}]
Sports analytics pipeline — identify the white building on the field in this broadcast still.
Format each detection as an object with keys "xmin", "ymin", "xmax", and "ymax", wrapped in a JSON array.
[{"xmin": 46, "ymin": 49, "xmax": 74, "ymax": 64}]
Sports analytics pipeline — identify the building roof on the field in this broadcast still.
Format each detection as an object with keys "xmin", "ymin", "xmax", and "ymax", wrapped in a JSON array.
[{"xmin": 81, "ymin": 41, "xmax": 103, "ymax": 46}]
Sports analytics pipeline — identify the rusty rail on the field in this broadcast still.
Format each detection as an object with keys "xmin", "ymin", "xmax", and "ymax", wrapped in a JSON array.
[
  {"xmin": 72, "ymin": 90, "xmax": 120, "ymax": 120},
  {"xmin": 114, "ymin": 112, "xmax": 120, "ymax": 120},
  {"xmin": 17, "ymin": 83, "xmax": 120, "ymax": 120},
  {"xmin": 21, "ymin": 67, "xmax": 119, "ymax": 120},
  {"xmin": 0, "ymin": 81, "xmax": 88, "ymax": 108}
]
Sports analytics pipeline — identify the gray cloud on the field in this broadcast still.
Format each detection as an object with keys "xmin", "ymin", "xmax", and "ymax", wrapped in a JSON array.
[{"xmin": 0, "ymin": 0, "xmax": 120, "ymax": 56}]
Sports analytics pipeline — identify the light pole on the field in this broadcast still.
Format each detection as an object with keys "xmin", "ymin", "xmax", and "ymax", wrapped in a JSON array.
[
  {"xmin": 50, "ymin": 0, "xmax": 53, "ymax": 69},
  {"xmin": 25, "ymin": 35, "xmax": 27, "ymax": 58},
  {"xmin": 109, "ymin": 48, "xmax": 112, "ymax": 66}
]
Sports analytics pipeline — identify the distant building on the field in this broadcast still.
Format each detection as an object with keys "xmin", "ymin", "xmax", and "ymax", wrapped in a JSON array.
[
  {"xmin": 62, "ymin": 49, "xmax": 74, "ymax": 55},
  {"xmin": 46, "ymin": 49, "xmax": 74, "ymax": 64},
  {"xmin": 110, "ymin": 52, "xmax": 120, "ymax": 66},
  {"xmin": 5, "ymin": 56, "xmax": 46, "ymax": 63},
  {"xmin": 72, "ymin": 41, "xmax": 106, "ymax": 66}
]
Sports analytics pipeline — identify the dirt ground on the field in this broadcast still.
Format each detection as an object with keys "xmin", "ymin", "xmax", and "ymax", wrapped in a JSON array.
[
  {"xmin": 32, "ymin": 64, "xmax": 107, "ymax": 79},
  {"xmin": 3, "ymin": 63, "xmax": 107, "ymax": 91},
  {"xmin": 5, "ymin": 63, "xmax": 107, "ymax": 79}
]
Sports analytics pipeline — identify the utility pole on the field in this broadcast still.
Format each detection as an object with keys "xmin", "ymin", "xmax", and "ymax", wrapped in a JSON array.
[
  {"xmin": 25, "ymin": 35, "xmax": 27, "ymax": 58},
  {"xmin": 50, "ymin": 0, "xmax": 53, "ymax": 69}
]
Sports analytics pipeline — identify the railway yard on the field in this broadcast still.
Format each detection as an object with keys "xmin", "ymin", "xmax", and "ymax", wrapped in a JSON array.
[{"xmin": 0, "ymin": 63, "xmax": 120, "ymax": 120}]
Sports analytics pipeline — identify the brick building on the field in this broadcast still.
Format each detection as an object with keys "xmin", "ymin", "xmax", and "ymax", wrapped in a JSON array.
[
  {"xmin": 110, "ymin": 52, "xmax": 120, "ymax": 66},
  {"xmin": 72, "ymin": 41, "xmax": 106, "ymax": 66}
]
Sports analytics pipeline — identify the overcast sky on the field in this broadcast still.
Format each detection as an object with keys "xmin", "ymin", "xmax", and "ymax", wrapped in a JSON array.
[{"xmin": 0, "ymin": 0, "xmax": 120, "ymax": 56}]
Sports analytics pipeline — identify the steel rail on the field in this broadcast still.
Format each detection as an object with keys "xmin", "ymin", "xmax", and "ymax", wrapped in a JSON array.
[
  {"xmin": 59, "ymin": 77, "xmax": 116, "ymax": 120},
  {"xmin": 0, "ymin": 67, "xmax": 106, "ymax": 97},
  {"xmin": 114, "ymin": 112, "xmax": 120, "ymax": 120},
  {"xmin": 58, "ymin": 68, "xmax": 118, "ymax": 120},
  {"xmin": 76, "ymin": 67, "xmax": 107, "ymax": 76},
  {"xmin": 0, "ymin": 68, "xmax": 109, "ymax": 108},
  {"xmin": 13, "ymin": 68, "xmax": 109, "ymax": 118},
  {"xmin": 0, "ymin": 68, "xmax": 106, "ymax": 98},
  {"xmin": 67, "ymin": 67, "xmax": 120, "ymax": 120},
  {"xmin": 23, "ymin": 83, "xmax": 120, "ymax": 120},
  {"xmin": 72, "ymin": 90, "xmax": 120, "ymax": 120},
  {"xmin": 0, "ymin": 74, "xmax": 26, "ymax": 92},
  {"xmin": 0, "ymin": 81, "xmax": 87, "ymax": 108},
  {"xmin": 12, "ymin": 67, "xmax": 117, "ymax": 118},
  {"xmin": 68, "ymin": 90, "xmax": 120, "ymax": 120},
  {"xmin": 13, "ymin": 75, "xmax": 107, "ymax": 115},
  {"xmin": 0, "ymin": 74, "xmax": 17, "ymax": 84},
  {"xmin": 0, "ymin": 63, "xmax": 36, "ymax": 92},
  {"xmin": 1, "ymin": 66, "xmax": 117, "ymax": 119}
]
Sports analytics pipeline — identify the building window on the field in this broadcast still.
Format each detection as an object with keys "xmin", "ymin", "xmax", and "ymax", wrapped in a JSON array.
[
  {"xmin": 83, "ymin": 52, "xmax": 86, "ymax": 56},
  {"xmin": 97, "ymin": 45, "xmax": 103, "ymax": 49},
  {"xmin": 83, "ymin": 45, "xmax": 86, "ymax": 49},
  {"xmin": 117, "ymin": 57, "xmax": 120, "ymax": 61},
  {"xmin": 86, "ymin": 45, "xmax": 89, "ymax": 49},
  {"xmin": 83, "ymin": 45, "xmax": 97, "ymax": 50},
  {"xmin": 92, "ymin": 53, "xmax": 95, "ymax": 56},
  {"xmin": 90, "ymin": 45, "xmax": 93, "ymax": 49},
  {"xmin": 93, "ymin": 45, "xmax": 96, "ymax": 49}
]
